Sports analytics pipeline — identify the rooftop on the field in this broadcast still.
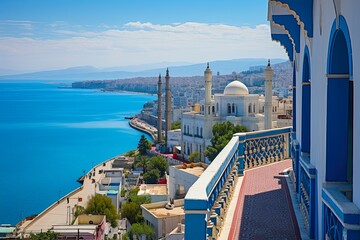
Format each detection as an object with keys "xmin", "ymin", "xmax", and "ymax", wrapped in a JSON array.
[
  {"xmin": 178, "ymin": 166, "xmax": 206, "ymax": 177},
  {"xmin": 138, "ymin": 184, "xmax": 168, "ymax": 196},
  {"xmin": 174, "ymin": 162, "xmax": 208, "ymax": 177},
  {"xmin": 142, "ymin": 199, "xmax": 184, "ymax": 218}
]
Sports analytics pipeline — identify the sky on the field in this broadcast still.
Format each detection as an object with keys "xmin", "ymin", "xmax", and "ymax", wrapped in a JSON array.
[{"xmin": 0, "ymin": 0, "xmax": 287, "ymax": 73}]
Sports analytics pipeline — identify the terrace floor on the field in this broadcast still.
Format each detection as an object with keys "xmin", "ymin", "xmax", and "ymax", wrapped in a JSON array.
[{"xmin": 226, "ymin": 159, "xmax": 301, "ymax": 240}]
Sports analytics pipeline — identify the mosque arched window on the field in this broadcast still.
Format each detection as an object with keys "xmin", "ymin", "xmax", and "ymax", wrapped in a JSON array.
[
  {"xmin": 212, "ymin": 106, "xmax": 215, "ymax": 113},
  {"xmin": 253, "ymin": 104, "xmax": 256, "ymax": 113},
  {"xmin": 248, "ymin": 103, "xmax": 252, "ymax": 113},
  {"xmin": 228, "ymin": 103, "xmax": 231, "ymax": 114},
  {"xmin": 200, "ymin": 127, "xmax": 203, "ymax": 137},
  {"xmin": 232, "ymin": 104, "xmax": 235, "ymax": 113},
  {"xmin": 196, "ymin": 127, "xmax": 199, "ymax": 136}
]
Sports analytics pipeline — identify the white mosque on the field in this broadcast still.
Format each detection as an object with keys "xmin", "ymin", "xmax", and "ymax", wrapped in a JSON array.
[{"xmin": 181, "ymin": 63, "xmax": 289, "ymax": 161}]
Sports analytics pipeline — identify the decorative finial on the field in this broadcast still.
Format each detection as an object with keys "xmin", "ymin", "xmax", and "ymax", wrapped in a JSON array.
[
  {"xmin": 267, "ymin": 59, "xmax": 271, "ymax": 67},
  {"xmin": 207, "ymin": 62, "xmax": 209, "ymax": 69}
]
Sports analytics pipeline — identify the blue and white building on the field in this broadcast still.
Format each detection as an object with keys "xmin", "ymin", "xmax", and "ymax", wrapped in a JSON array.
[
  {"xmin": 183, "ymin": 1, "xmax": 360, "ymax": 239},
  {"xmin": 268, "ymin": 0, "xmax": 360, "ymax": 239}
]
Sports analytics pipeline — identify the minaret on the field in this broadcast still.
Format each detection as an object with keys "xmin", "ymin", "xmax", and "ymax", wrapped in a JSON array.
[
  {"xmin": 165, "ymin": 68, "xmax": 172, "ymax": 147},
  {"xmin": 264, "ymin": 59, "xmax": 274, "ymax": 129},
  {"xmin": 157, "ymin": 74, "xmax": 162, "ymax": 143},
  {"xmin": 204, "ymin": 63, "xmax": 212, "ymax": 117}
]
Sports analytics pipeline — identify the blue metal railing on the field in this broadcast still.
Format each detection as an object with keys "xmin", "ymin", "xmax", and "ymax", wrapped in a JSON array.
[{"xmin": 184, "ymin": 127, "xmax": 292, "ymax": 239}]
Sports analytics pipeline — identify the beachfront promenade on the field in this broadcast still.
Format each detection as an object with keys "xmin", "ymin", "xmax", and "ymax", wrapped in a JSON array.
[
  {"xmin": 129, "ymin": 117, "xmax": 158, "ymax": 140},
  {"xmin": 17, "ymin": 157, "xmax": 118, "ymax": 237}
]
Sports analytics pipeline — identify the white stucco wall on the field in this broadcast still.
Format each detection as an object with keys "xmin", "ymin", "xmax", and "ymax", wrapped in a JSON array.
[
  {"xmin": 168, "ymin": 166, "xmax": 200, "ymax": 199},
  {"xmin": 289, "ymin": 1, "xmax": 360, "ymax": 237}
]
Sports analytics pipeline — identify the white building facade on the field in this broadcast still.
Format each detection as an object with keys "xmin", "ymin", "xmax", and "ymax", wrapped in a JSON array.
[
  {"xmin": 268, "ymin": 0, "xmax": 360, "ymax": 239},
  {"xmin": 181, "ymin": 65, "xmax": 290, "ymax": 161}
]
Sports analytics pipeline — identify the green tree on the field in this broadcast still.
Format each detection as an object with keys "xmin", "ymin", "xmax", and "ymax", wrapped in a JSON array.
[
  {"xmin": 138, "ymin": 135, "xmax": 152, "ymax": 155},
  {"xmin": 30, "ymin": 231, "xmax": 59, "ymax": 240},
  {"xmin": 143, "ymin": 169, "xmax": 160, "ymax": 184},
  {"xmin": 188, "ymin": 151, "xmax": 201, "ymax": 163},
  {"xmin": 134, "ymin": 156, "xmax": 150, "ymax": 173},
  {"xmin": 148, "ymin": 156, "xmax": 169, "ymax": 176},
  {"xmin": 84, "ymin": 194, "xmax": 119, "ymax": 227},
  {"xmin": 127, "ymin": 187, "xmax": 151, "ymax": 205},
  {"xmin": 121, "ymin": 202, "xmax": 143, "ymax": 224},
  {"xmin": 171, "ymin": 121, "xmax": 181, "ymax": 130},
  {"xmin": 74, "ymin": 205, "xmax": 85, "ymax": 220},
  {"xmin": 205, "ymin": 122, "xmax": 248, "ymax": 161},
  {"xmin": 129, "ymin": 223, "xmax": 155, "ymax": 240}
]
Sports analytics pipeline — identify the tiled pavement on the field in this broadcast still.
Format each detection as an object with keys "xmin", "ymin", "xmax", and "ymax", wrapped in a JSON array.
[{"xmin": 228, "ymin": 160, "xmax": 301, "ymax": 240}]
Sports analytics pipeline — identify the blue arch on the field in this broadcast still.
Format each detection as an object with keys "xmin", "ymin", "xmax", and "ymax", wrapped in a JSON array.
[
  {"xmin": 302, "ymin": 46, "xmax": 311, "ymax": 82},
  {"xmin": 326, "ymin": 16, "xmax": 353, "ymax": 182},
  {"xmin": 301, "ymin": 45, "xmax": 311, "ymax": 154},
  {"xmin": 327, "ymin": 15, "xmax": 353, "ymax": 76},
  {"xmin": 272, "ymin": 15, "xmax": 300, "ymax": 52},
  {"xmin": 271, "ymin": 0, "xmax": 313, "ymax": 38},
  {"xmin": 272, "ymin": 34, "xmax": 294, "ymax": 61}
]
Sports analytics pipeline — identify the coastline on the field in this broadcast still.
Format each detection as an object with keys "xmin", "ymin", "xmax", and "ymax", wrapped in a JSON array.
[
  {"xmin": 98, "ymin": 88, "xmax": 156, "ymax": 96},
  {"xmin": 17, "ymin": 152, "xmax": 132, "ymax": 237},
  {"xmin": 128, "ymin": 117, "xmax": 157, "ymax": 141}
]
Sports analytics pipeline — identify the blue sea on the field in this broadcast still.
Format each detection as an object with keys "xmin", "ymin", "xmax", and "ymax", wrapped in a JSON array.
[{"xmin": 0, "ymin": 81, "xmax": 155, "ymax": 224}]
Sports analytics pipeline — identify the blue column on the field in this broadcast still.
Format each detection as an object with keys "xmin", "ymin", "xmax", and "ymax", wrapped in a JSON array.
[
  {"xmin": 326, "ymin": 77, "xmax": 350, "ymax": 182},
  {"xmin": 237, "ymin": 135, "xmax": 246, "ymax": 175},
  {"xmin": 301, "ymin": 83, "xmax": 311, "ymax": 153},
  {"xmin": 294, "ymin": 141, "xmax": 300, "ymax": 194},
  {"xmin": 309, "ymin": 171, "xmax": 316, "ymax": 238},
  {"xmin": 292, "ymin": 66, "xmax": 296, "ymax": 131},
  {"xmin": 184, "ymin": 212, "xmax": 207, "ymax": 240}
]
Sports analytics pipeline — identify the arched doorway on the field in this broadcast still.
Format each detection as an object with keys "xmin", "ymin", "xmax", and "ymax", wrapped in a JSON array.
[
  {"xmin": 301, "ymin": 47, "xmax": 311, "ymax": 154},
  {"xmin": 326, "ymin": 17, "xmax": 353, "ymax": 185}
]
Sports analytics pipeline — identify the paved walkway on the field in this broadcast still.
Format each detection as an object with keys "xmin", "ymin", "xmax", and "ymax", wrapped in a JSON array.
[
  {"xmin": 18, "ymin": 157, "xmax": 118, "ymax": 236},
  {"xmin": 228, "ymin": 160, "xmax": 301, "ymax": 240}
]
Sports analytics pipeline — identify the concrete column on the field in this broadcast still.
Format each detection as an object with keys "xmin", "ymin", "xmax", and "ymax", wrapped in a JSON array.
[
  {"xmin": 157, "ymin": 74, "xmax": 162, "ymax": 143},
  {"xmin": 264, "ymin": 60, "xmax": 274, "ymax": 129},
  {"xmin": 165, "ymin": 68, "xmax": 172, "ymax": 147},
  {"xmin": 204, "ymin": 63, "xmax": 212, "ymax": 117}
]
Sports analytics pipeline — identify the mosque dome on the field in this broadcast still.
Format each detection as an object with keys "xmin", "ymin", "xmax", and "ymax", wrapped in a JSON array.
[{"xmin": 224, "ymin": 80, "xmax": 249, "ymax": 95}]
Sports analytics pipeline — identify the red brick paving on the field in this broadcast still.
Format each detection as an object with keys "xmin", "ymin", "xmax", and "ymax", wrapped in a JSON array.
[{"xmin": 228, "ymin": 160, "xmax": 301, "ymax": 240}]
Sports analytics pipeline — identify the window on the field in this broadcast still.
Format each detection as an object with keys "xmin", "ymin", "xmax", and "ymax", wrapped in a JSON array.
[
  {"xmin": 253, "ymin": 104, "xmax": 256, "ymax": 113},
  {"xmin": 212, "ymin": 106, "xmax": 215, "ymax": 113},
  {"xmin": 232, "ymin": 103, "xmax": 235, "ymax": 113},
  {"xmin": 248, "ymin": 103, "xmax": 252, "ymax": 113},
  {"xmin": 228, "ymin": 103, "xmax": 231, "ymax": 114}
]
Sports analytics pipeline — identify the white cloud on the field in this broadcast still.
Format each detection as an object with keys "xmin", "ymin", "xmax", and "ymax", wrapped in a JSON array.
[{"xmin": 0, "ymin": 22, "xmax": 288, "ymax": 72}]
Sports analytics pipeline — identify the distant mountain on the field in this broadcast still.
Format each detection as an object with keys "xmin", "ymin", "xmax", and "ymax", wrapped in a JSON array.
[{"xmin": 0, "ymin": 58, "xmax": 287, "ymax": 81}]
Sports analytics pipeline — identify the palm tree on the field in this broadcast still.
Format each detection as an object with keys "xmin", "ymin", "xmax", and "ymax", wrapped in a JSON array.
[{"xmin": 134, "ymin": 156, "xmax": 149, "ymax": 173}]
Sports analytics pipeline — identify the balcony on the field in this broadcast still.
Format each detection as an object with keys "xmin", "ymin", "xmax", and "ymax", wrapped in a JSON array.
[
  {"xmin": 184, "ymin": 127, "xmax": 294, "ymax": 239},
  {"xmin": 322, "ymin": 183, "xmax": 360, "ymax": 240}
]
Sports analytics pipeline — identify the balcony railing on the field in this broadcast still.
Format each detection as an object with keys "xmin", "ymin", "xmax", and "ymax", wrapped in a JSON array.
[
  {"xmin": 184, "ymin": 127, "xmax": 291, "ymax": 240},
  {"xmin": 322, "ymin": 183, "xmax": 360, "ymax": 240}
]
